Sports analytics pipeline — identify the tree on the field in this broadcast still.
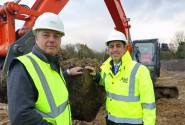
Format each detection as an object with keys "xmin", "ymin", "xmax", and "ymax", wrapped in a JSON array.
[
  {"xmin": 171, "ymin": 31, "xmax": 185, "ymax": 46},
  {"xmin": 75, "ymin": 43, "xmax": 94, "ymax": 58},
  {"xmin": 176, "ymin": 42, "xmax": 185, "ymax": 59},
  {"xmin": 63, "ymin": 44, "xmax": 75, "ymax": 57},
  {"xmin": 170, "ymin": 31, "xmax": 185, "ymax": 59}
]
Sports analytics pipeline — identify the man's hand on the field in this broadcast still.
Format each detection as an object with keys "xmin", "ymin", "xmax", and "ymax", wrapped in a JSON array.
[
  {"xmin": 85, "ymin": 66, "xmax": 96, "ymax": 76},
  {"xmin": 68, "ymin": 67, "xmax": 83, "ymax": 76}
]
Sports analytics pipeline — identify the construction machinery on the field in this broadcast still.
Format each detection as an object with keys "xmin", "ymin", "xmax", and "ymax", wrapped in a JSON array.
[
  {"xmin": 132, "ymin": 39, "xmax": 162, "ymax": 82},
  {"xmin": 0, "ymin": 0, "xmax": 178, "ymax": 121}
]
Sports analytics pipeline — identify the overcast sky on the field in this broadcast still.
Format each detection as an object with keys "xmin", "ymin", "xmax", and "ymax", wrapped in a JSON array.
[{"xmin": 1, "ymin": 0, "xmax": 185, "ymax": 51}]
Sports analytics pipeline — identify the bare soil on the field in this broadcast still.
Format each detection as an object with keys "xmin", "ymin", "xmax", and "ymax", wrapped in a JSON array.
[{"xmin": 1, "ymin": 59, "xmax": 185, "ymax": 125}]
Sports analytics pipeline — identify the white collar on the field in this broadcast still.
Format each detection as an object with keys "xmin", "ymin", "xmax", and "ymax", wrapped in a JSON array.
[{"xmin": 114, "ymin": 62, "xmax": 121, "ymax": 67}]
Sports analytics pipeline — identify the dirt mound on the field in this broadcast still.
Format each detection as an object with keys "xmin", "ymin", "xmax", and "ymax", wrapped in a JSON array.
[
  {"xmin": 160, "ymin": 68, "xmax": 171, "ymax": 77},
  {"xmin": 58, "ymin": 49, "xmax": 71, "ymax": 60},
  {"xmin": 156, "ymin": 71, "xmax": 185, "ymax": 125},
  {"xmin": 72, "ymin": 105, "xmax": 106, "ymax": 125},
  {"xmin": 0, "ymin": 103, "xmax": 9, "ymax": 125},
  {"xmin": 156, "ymin": 97, "xmax": 185, "ymax": 125},
  {"xmin": 161, "ymin": 59, "xmax": 185, "ymax": 71},
  {"xmin": 64, "ymin": 69, "xmax": 105, "ymax": 122},
  {"xmin": 59, "ymin": 58, "xmax": 101, "ymax": 70},
  {"xmin": 59, "ymin": 51, "xmax": 105, "ymax": 122}
]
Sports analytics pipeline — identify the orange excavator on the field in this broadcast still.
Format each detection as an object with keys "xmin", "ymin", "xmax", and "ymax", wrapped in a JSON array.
[{"xmin": 0, "ymin": 0, "xmax": 178, "ymax": 112}]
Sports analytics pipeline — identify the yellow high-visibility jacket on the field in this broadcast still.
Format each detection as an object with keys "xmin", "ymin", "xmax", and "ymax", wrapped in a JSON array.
[
  {"xmin": 17, "ymin": 53, "xmax": 71, "ymax": 125},
  {"xmin": 99, "ymin": 51, "xmax": 156, "ymax": 125}
]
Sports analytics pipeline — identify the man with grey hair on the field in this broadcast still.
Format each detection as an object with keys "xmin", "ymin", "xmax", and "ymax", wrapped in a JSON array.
[{"xmin": 7, "ymin": 12, "xmax": 82, "ymax": 125}]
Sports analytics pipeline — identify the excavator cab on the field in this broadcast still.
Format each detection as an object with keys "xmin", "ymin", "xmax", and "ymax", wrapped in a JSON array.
[{"xmin": 132, "ymin": 39, "xmax": 161, "ymax": 82}]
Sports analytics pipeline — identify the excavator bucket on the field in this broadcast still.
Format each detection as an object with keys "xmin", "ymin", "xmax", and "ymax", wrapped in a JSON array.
[
  {"xmin": 65, "ymin": 69, "xmax": 105, "ymax": 122},
  {"xmin": 2, "ymin": 30, "xmax": 35, "ymax": 73},
  {"xmin": 59, "ymin": 57, "xmax": 105, "ymax": 122}
]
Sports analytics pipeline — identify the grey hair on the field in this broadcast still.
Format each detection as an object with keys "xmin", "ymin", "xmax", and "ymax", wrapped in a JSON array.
[{"xmin": 34, "ymin": 30, "xmax": 40, "ymax": 36}]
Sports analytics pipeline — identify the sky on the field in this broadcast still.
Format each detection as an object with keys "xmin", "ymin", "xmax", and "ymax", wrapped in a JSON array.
[{"xmin": 1, "ymin": 0, "xmax": 185, "ymax": 52}]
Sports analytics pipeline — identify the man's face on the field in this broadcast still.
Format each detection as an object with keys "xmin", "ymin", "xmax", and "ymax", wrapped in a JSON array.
[
  {"xmin": 107, "ymin": 41, "xmax": 126, "ymax": 64},
  {"xmin": 35, "ymin": 29, "xmax": 62, "ymax": 56}
]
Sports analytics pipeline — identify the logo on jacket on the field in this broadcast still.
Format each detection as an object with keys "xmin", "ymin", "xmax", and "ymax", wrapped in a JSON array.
[{"xmin": 120, "ymin": 77, "xmax": 128, "ymax": 83}]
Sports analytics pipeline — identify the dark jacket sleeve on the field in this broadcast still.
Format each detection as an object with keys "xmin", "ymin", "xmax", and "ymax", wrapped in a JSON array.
[
  {"xmin": 93, "ymin": 71, "xmax": 101, "ymax": 83},
  {"xmin": 7, "ymin": 60, "xmax": 52, "ymax": 125},
  {"xmin": 62, "ymin": 70, "xmax": 69, "ymax": 78}
]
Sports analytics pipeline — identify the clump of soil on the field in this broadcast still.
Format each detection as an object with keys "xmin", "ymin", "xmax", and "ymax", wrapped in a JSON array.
[
  {"xmin": 0, "ymin": 103, "xmax": 9, "ymax": 125},
  {"xmin": 59, "ymin": 49, "xmax": 105, "ymax": 122}
]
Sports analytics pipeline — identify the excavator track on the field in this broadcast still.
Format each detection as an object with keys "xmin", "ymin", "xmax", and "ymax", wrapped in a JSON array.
[
  {"xmin": 154, "ymin": 86, "xmax": 178, "ymax": 99},
  {"xmin": 154, "ymin": 69, "xmax": 180, "ymax": 100}
]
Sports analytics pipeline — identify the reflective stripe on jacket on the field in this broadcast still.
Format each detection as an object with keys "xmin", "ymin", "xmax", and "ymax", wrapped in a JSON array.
[
  {"xmin": 100, "ymin": 51, "xmax": 156, "ymax": 125},
  {"xmin": 17, "ymin": 53, "xmax": 71, "ymax": 125}
]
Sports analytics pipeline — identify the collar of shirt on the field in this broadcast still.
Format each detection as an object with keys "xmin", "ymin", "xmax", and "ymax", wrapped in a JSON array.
[
  {"xmin": 114, "ymin": 62, "xmax": 121, "ymax": 67},
  {"xmin": 32, "ymin": 44, "xmax": 60, "ymax": 73}
]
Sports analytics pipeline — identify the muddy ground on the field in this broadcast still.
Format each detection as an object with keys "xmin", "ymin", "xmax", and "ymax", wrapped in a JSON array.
[{"xmin": 1, "ymin": 59, "xmax": 185, "ymax": 125}]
